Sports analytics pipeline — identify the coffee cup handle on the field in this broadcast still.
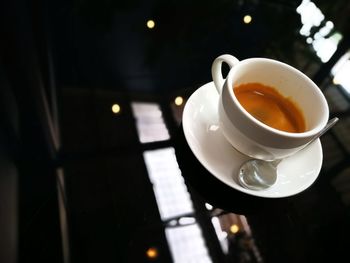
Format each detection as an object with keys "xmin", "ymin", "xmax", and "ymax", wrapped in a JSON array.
[{"xmin": 211, "ymin": 54, "xmax": 239, "ymax": 94}]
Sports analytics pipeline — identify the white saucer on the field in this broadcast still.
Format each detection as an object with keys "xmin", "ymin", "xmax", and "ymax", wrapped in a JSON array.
[{"xmin": 182, "ymin": 82, "xmax": 323, "ymax": 198}]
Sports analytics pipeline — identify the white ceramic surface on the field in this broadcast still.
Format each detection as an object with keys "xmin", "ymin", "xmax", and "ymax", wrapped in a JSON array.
[
  {"xmin": 182, "ymin": 82, "xmax": 323, "ymax": 198},
  {"xmin": 211, "ymin": 54, "xmax": 329, "ymax": 161}
]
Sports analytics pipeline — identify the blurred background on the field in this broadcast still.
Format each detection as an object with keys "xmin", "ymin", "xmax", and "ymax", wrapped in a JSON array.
[{"xmin": 1, "ymin": 0, "xmax": 350, "ymax": 262}]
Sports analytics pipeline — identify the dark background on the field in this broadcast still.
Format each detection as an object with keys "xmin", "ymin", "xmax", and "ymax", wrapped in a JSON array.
[{"xmin": 1, "ymin": 0, "xmax": 350, "ymax": 262}]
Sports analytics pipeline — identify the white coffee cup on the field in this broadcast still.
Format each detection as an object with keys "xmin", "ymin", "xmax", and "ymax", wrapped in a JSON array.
[{"xmin": 211, "ymin": 54, "xmax": 329, "ymax": 161}]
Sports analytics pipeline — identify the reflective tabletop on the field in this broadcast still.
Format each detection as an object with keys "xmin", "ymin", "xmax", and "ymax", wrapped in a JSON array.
[{"xmin": 1, "ymin": 0, "xmax": 350, "ymax": 263}]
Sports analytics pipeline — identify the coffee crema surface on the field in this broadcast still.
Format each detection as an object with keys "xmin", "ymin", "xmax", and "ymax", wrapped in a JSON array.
[{"xmin": 233, "ymin": 82, "xmax": 306, "ymax": 133}]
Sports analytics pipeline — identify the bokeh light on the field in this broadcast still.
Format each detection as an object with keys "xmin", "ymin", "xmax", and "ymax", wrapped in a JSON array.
[
  {"xmin": 243, "ymin": 15, "xmax": 252, "ymax": 24},
  {"xmin": 147, "ymin": 20, "xmax": 155, "ymax": 29},
  {"xmin": 230, "ymin": 224, "xmax": 240, "ymax": 234},
  {"xmin": 174, "ymin": 96, "xmax": 184, "ymax": 106},
  {"xmin": 111, "ymin": 104, "xmax": 121, "ymax": 114},
  {"xmin": 146, "ymin": 247, "xmax": 158, "ymax": 259}
]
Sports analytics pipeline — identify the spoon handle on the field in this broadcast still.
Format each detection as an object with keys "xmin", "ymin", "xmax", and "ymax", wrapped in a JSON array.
[
  {"xmin": 273, "ymin": 117, "xmax": 339, "ymax": 165},
  {"xmin": 301, "ymin": 117, "xmax": 339, "ymax": 150}
]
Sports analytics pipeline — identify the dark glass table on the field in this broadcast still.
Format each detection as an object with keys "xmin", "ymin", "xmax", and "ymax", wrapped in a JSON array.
[{"xmin": 2, "ymin": 1, "xmax": 350, "ymax": 263}]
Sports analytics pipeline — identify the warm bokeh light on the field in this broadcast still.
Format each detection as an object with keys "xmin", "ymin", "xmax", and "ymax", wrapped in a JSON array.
[
  {"xmin": 230, "ymin": 224, "xmax": 240, "ymax": 234},
  {"xmin": 174, "ymin": 96, "xmax": 184, "ymax": 106},
  {"xmin": 146, "ymin": 247, "xmax": 158, "ymax": 259},
  {"xmin": 243, "ymin": 15, "xmax": 252, "ymax": 24},
  {"xmin": 111, "ymin": 104, "xmax": 121, "ymax": 114},
  {"xmin": 147, "ymin": 20, "xmax": 155, "ymax": 29}
]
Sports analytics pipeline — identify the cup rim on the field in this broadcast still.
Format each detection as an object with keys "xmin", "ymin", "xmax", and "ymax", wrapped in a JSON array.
[{"xmin": 226, "ymin": 57, "xmax": 329, "ymax": 138}]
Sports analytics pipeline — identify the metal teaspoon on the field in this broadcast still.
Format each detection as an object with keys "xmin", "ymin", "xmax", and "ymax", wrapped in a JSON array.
[{"xmin": 238, "ymin": 117, "xmax": 339, "ymax": 191}]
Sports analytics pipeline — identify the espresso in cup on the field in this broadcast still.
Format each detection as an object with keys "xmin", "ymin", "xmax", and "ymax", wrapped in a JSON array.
[{"xmin": 234, "ymin": 82, "xmax": 306, "ymax": 133}]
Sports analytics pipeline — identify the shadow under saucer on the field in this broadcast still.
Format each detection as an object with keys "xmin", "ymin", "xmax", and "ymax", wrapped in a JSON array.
[{"xmin": 174, "ymin": 124, "xmax": 292, "ymax": 215}]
